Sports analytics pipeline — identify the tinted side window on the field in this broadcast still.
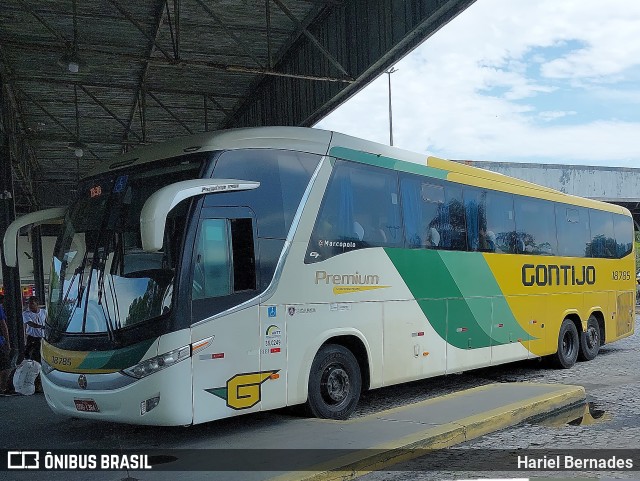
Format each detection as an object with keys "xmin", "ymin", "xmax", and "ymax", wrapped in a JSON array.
[
  {"xmin": 464, "ymin": 187, "xmax": 483, "ymax": 252},
  {"xmin": 192, "ymin": 218, "xmax": 256, "ymax": 301},
  {"xmin": 465, "ymin": 188, "xmax": 515, "ymax": 253},
  {"xmin": 400, "ymin": 175, "xmax": 466, "ymax": 250},
  {"xmin": 589, "ymin": 210, "xmax": 616, "ymax": 258},
  {"xmin": 514, "ymin": 197, "xmax": 557, "ymax": 255},
  {"xmin": 306, "ymin": 161, "xmax": 402, "ymax": 263},
  {"xmin": 442, "ymin": 183, "xmax": 467, "ymax": 251},
  {"xmin": 485, "ymin": 191, "xmax": 516, "ymax": 253},
  {"xmin": 192, "ymin": 216, "xmax": 258, "ymax": 321},
  {"xmin": 208, "ymin": 149, "xmax": 321, "ymax": 239},
  {"xmin": 192, "ymin": 219, "xmax": 232, "ymax": 300},
  {"xmin": 556, "ymin": 205, "xmax": 591, "ymax": 257},
  {"xmin": 613, "ymin": 214, "xmax": 633, "ymax": 258}
]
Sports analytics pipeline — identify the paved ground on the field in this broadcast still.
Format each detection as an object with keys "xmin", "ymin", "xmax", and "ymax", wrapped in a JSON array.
[{"xmin": 361, "ymin": 316, "xmax": 640, "ymax": 481}]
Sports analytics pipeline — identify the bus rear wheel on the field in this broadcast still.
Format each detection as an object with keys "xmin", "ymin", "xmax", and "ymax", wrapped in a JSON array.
[
  {"xmin": 307, "ymin": 344, "xmax": 361, "ymax": 420},
  {"xmin": 551, "ymin": 318, "xmax": 579, "ymax": 369},
  {"xmin": 578, "ymin": 316, "xmax": 600, "ymax": 361}
]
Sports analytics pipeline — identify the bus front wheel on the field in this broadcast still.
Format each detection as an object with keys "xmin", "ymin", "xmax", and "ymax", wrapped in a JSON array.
[
  {"xmin": 551, "ymin": 318, "xmax": 579, "ymax": 369},
  {"xmin": 306, "ymin": 344, "xmax": 361, "ymax": 420},
  {"xmin": 578, "ymin": 316, "xmax": 600, "ymax": 361}
]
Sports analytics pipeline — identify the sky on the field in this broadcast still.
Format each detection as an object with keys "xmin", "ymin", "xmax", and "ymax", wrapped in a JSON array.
[{"xmin": 315, "ymin": 0, "xmax": 640, "ymax": 168}]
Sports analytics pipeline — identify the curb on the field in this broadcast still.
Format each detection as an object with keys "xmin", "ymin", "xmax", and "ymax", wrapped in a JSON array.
[{"xmin": 270, "ymin": 383, "xmax": 586, "ymax": 481}]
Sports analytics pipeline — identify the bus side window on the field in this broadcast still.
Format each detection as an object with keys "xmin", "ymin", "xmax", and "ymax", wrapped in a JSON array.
[
  {"xmin": 484, "ymin": 191, "xmax": 516, "ymax": 254},
  {"xmin": 556, "ymin": 205, "xmax": 591, "ymax": 257},
  {"xmin": 230, "ymin": 218, "xmax": 256, "ymax": 291},
  {"xmin": 193, "ymin": 219, "xmax": 232, "ymax": 300},
  {"xmin": 192, "ymin": 218, "xmax": 256, "ymax": 301},
  {"xmin": 513, "ymin": 197, "xmax": 557, "ymax": 255},
  {"xmin": 613, "ymin": 214, "xmax": 633, "ymax": 258},
  {"xmin": 464, "ymin": 187, "xmax": 483, "ymax": 252},
  {"xmin": 589, "ymin": 210, "xmax": 616, "ymax": 258},
  {"xmin": 306, "ymin": 160, "xmax": 402, "ymax": 263}
]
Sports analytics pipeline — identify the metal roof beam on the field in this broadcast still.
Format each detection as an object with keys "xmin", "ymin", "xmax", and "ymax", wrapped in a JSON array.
[
  {"xmin": 16, "ymin": 0, "xmax": 68, "ymax": 46},
  {"xmin": 2, "ymin": 40, "xmax": 352, "ymax": 83},
  {"xmin": 271, "ymin": 0, "xmax": 350, "ymax": 78},
  {"xmin": 194, "ymin": 0, "xmax": 264, "ymax": 69},
  {"xmin": 206, "ymin": 94, "xmax": 231, "ymax": 117},
  {"xmin": 165, "ymin": 0, "xmax": 180, "ymax": 60},
  {"xmin": 0, "ymin": 49, "xmax": 41, "ymax": 209},
  {"xmin": 147, "ymin": 92, "xmax": 193, "ymax": 135},
  {"xmin": 119, "ymin": 0, "xmax": 169, "ymax": 145},
  {"xmin": 21, "ymin": 132, "xmax": 147, "ymax": 145},
  {"xmin": 18, "ymin": 88, "xmax": 100, "ymax": 160},
  {"xmin": 106, "ymin": 0, "xmax": 173, "ymax": 62},
  {"xmin": 11, "ymin": 76, "xmax": 244, "ymax": 99},
  {"xmin": 77, "ymin": 85, "xmax": 143, "ymax": 142},
  {"xmin": 227, "ymin": 0, "xmax": 476, "ymax": 129}
]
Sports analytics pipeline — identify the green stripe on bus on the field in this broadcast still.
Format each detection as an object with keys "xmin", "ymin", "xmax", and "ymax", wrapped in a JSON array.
[
  {"xmin": 385, "ymin": 248, "xmax": 493, "ymax": 348},
  {"xmin": 384, "ymin": 249, "xmax": 534, "ymax": 349},
  {"xmin": 78, "ymin": 338, "xmax": 156, "ymax": 370},
  {"xmin": 438, "ymin": 251, "xmax": 533, "ymax": 343},
  {"xmin": 329, "ymin": 147, "xmax": 448, "ymax": 179}
]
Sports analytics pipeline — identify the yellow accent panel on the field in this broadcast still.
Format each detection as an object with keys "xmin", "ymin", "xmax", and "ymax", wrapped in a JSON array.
[
  {"xmin": 333, "ymin": 285, "xmax": 391, "ymax": 295},
  {"xmin": 484, "ymin": 254, "xmax": 635, "ymax": 356},
  {"xmin": 428, "ymin": 156, "xmax": 556, "ymax": 192},
  {"xmin": 425, "ymin": 156, "xmax": 628, "ymax": 214},
  {"xmin": 41, "ymin": 341, "xmax": 119, "ymax": 374}
]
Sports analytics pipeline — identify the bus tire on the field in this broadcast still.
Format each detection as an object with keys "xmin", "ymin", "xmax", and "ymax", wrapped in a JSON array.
[
  {"xmin": 551, "ymin": 318, "xmax": 579, "ymax": 369},
  {"xmin": 578, "ymin": 316, "xmax": 600, "ymax": 361},
  {"xmin": 306, "ymin": 344, "xmax": 361, "ymax": 420}
]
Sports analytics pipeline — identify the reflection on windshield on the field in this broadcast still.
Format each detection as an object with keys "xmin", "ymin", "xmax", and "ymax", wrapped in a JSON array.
[{"xmin": 49, "ymin": 156, "xmax": 202, "ymax": 334}]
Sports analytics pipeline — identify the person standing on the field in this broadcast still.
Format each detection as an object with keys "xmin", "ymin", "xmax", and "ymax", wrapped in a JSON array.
[
  {"xmin": 23, "ymin": 296, "xmax": 46, "ymax": 363},
  {"xmin": 0, "ymin": 294, "xmax": 13, "ymax": 394}
]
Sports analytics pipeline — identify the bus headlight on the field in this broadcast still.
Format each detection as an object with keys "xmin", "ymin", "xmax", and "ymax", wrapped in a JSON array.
[{"xmin": 123, "ymin": 346, "xmax": 190, "ymax": 379}]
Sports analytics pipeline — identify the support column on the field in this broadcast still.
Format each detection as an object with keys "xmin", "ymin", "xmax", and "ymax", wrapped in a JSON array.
[
  {"xmin": 31, "ymin": 225, "xmax": 45, "ymax": 303},
  {"xmin": 0, "ymin": 126, "xmax": 24, "ymax": 357}
]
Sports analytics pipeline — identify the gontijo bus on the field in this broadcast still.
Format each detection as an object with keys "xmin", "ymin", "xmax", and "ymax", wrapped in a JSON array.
[{"xmin": 3, "ymin": 127, "xmax": 635, "ymax": 425}]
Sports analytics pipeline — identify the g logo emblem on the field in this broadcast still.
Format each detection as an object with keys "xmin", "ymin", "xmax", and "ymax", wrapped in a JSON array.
[{"xmin": 206, "ymin": 371, "xmax": 279, "ymax": 410}]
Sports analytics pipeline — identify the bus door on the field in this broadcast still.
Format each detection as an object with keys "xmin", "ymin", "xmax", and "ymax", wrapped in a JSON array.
[{"xmin": 190, "ymin": 207, "xmax": 261, "ymax": 423}]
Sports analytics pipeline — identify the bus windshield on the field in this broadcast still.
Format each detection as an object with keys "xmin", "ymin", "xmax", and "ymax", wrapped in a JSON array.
[{"xmin": 48, "ymin": 155, "xmax": 205, "ymax": 335}]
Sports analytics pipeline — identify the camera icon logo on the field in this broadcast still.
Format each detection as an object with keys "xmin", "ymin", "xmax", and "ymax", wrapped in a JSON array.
[{"xmin": 7, "ymin": 451, "xmax": 40, "ymax": 469}]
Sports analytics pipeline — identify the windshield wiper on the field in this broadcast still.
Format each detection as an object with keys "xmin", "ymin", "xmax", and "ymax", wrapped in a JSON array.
[
  {"xmin": 50, "ymin": 247, "xmax": 91, "ymax": 329},
  {"xmin": 81, "ymin": 189, "xmax": 120, "ymax": 341},
  {"xmin": 88, "ymin": 235, "xmax": 117, "ymax": 342},
  {"xmin": 96, "ymin": 254, "xmax": 116, "ymax": 342}
]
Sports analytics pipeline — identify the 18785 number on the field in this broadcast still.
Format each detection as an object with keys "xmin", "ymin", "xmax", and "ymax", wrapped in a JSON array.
[{"xmin": 612, "ymin": 270, "xmax": 631, "ymax": 281}]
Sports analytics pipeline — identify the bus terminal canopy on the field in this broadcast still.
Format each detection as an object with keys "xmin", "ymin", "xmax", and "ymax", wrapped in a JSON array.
[{"xmin": 0, "ymin": 0, "xmax": 475, "ymax": 215}]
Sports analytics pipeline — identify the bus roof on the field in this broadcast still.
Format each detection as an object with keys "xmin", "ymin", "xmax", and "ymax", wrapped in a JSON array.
[
  {"xmin": 328, "ymin": 131, "xmax": 629, "ymax": 215},
  {"xmin": 88, "ymin": 127, "xmax": 334, "ymax": 177},
  {"xmin": 88, "ymin": 126, "xmax": 629, "ymax": 216}
]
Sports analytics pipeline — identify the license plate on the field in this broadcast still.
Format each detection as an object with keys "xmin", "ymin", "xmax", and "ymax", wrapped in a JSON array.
[{"xmin": 74, "ymin": 399, "xmax": 100, "ymax": 412}]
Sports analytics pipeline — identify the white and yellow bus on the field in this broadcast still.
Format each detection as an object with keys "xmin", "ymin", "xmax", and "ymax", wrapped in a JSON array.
[{"xmin": 3, "ymin": 127, "xmax": 635, "ymax": 425}]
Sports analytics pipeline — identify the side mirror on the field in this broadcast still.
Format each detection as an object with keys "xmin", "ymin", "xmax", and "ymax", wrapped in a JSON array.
[
  {"xmin": 2, "ymin": 207, "xmax": 66, "ymax": 267},
  {"xmin": 139, "ymin": 179, "xmax": 259, "ymax": 252}
]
